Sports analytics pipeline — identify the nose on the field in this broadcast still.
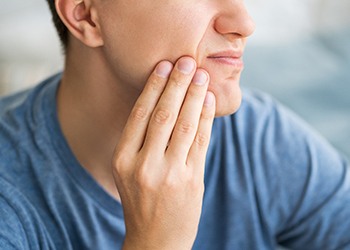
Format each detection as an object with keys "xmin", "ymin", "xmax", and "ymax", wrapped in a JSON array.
[{"xmin": 214, "ymin": 0, "xmax": 255, "ymax": 40}]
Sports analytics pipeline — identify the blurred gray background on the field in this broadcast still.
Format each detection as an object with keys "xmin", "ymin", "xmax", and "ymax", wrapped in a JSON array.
[{"xmin": 1, "ymin": 0, "xmax": 349, "ymax": 158}]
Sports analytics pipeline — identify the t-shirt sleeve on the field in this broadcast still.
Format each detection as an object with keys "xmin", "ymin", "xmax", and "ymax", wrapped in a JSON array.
[
  {"xmin": 0, "ymin": 196, "xmax": 29, "ymax": 250},
  {"xmin": 240, "ymin": 90, "xmax": 350, "ymax": 249}
]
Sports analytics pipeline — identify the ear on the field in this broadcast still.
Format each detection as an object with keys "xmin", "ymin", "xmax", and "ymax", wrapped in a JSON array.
[{"xmin": 55, "ymin": 0, "xmax": 104, "ymax": 47}]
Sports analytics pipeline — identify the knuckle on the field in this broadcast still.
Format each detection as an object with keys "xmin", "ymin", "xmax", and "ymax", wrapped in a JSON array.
[
  {"xmin": 186, "ymin": 87, "xmax": 202, "ymax": 99},
  {"xmin": 135, "ymin": 167, "xmax": 152, "ymax": 189},
  {"xmin": 131, "ymin": 106, "xmax": 148, "ymax": 121},
  {"xmin": 174, "ymin": 79, "xmax": 187, "ymax": 87},
  {"xmin": 184, "ymin": 172, "xmax": 204, "ymax": 194},
  {"xmin": 176, "ymin": 119, "xmax": 194, "ymax": 134},
  {"xmin": 112, "ymin": 152, "xmax": 129, "ymax": 176},
  {"xmin": 194, "ymin": 132, "xmax": 209, "ymax": 147},
  {"xmin": 201, "ymin": 109, "xmax": 215, "ymax": 120},
  {"xmin": 164, "ymin": 173, "xmax": 181, "ymax": 191},
  {"xmin": 153, "ymin": 108, "xmax": 173, "ymax": 125},
  {"xmin": 170, "ymin": 74, "xmax": 189, "ymax": 87},
  {"xmin": 134, "ymin": 156, "xmax": 159, "ymax": 190},
  {"xmin": 149, "ymin": 76, "xmax": 166, "ymax": 91}
]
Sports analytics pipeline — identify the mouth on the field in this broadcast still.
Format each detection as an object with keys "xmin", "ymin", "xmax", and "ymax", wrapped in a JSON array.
[{"xmin": 207, "ymin": 50, "xmax": 244, "ymax": 68}]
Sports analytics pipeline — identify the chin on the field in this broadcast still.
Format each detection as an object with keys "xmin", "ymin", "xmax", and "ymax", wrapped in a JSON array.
[
  {"xmin": 208, "ymin": 73, "xmax": 243, "ymax": 117},
  {"xmin": 214, "ymin": 98, "xmax": 242, "ymax": 117},
  {"xmin": 213, "ymin": 87, "xmax": 242, "ymax": 117}
]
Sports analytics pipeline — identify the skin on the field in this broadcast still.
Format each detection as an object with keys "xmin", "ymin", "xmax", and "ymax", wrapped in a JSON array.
[
  {"xmin": 54, "ymin": 0, "xmax": 255, "ymax": 248},
  {"xmin": 96, "ymin": 0, "xmax": 254, "ymax": 116}
]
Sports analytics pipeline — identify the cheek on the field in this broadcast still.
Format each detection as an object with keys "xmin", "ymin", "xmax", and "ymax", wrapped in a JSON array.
[
  {"xmin": 126, "ymin": 5, "xmax": 212, "ymax": 67},
  {"xmin": 101, "ymin": 5, "xmax": 213, "ymax": 86},
  {"xmin": 161, "ymin": 11, "xmax": 212, "ymax": 61}
]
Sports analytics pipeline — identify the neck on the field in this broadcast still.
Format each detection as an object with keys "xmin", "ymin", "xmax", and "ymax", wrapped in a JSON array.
[{"xmin": 56, "ymin": 41, "xmax": 140, "ymax": 200}]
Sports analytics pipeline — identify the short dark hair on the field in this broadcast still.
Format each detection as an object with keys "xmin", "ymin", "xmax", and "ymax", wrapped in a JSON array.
[{"xmin": 46, "ymin": 0, "xmax": 69, "ymax": 50}]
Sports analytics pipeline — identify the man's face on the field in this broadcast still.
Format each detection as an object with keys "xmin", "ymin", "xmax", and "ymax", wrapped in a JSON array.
[{"xmin": 96, "ymin": 0, "xmax": 255, "ymax": 116}]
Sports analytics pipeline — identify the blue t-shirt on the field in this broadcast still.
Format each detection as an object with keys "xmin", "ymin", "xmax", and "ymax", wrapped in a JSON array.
[{"xmin": 0, "ymin": 74, "xmax": 349, "ymax": 249}]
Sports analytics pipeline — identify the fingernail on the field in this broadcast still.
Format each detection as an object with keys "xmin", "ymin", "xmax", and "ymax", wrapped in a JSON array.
[
  {"xmin": 192, "ymin": 70, "xmax": 208, "ymax": 86},
  {"xmin": 177, "ymin": 57, "xmax": 195, "ymax": 74},
  {"xmin": 156, "ymin": 61, "xmax": 173, "ymax": 78},
  {"xmin": 204, "ymin": 92, "xmax": 215, "ymax": 107}
]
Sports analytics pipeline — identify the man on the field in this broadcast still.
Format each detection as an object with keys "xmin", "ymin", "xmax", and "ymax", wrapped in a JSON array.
[{"xmin": 0, "ymin": 0, "xmax": 349, "ymax": 249}]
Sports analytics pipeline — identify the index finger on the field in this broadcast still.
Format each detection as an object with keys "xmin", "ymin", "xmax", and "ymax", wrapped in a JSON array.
[{"xmin": 116, "ymin": 61, "xmax": 173, "ymax": 154}]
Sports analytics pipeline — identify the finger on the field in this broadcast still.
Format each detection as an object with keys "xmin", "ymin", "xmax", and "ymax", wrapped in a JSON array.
[
  {"xmin": 187, "ymin": 91, "xmax": 216, "ymax": 175},
  {"xmin": 165, "ymin": 69, "xmax": 209, "ymax": 162},
  {"xmin": 117, "ymin": 61, "xmax": 173, "ymax": 154},
  {"xmin": 142, "ymin": 57, "xmax": 196, "ymax": 154}
]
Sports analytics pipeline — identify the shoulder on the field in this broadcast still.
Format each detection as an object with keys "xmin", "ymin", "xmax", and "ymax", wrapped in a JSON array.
[
  {"xmin": 0, "ymin": 177, "xmax": 31, "ymax": 250},
  {"xmin": 211, "ymin": 88, "xmax": 350, "ymax": 245},
  {"xmin": 0, "ymin": 74, "xmax": 61, "ymax": 177},
  {"xmin": 0, "ymin": 75, "xmax": 62, "ymax": 247},
  {"xmin": 213, "ymin": 88, "xmax": 311, "ymax": 146},
  {"xmin": 240, "ymin": 88, "xmax": 343, "ymax": 158},
  {"xmin": 215, "ymin": 87, "xmax": 346, "ymax": 169},
  {"xmin": 237, "ymin": 87, "xmax": 300, "ymax": 129},
  {"xmin": 0, "ymin": 88, "xmax": 35, "ymax": 184},
  {"xmin": 215, "ymin": 88, "xmax": 290, "ymax": 131},
  {"xmin": 221, "ymin": 88, "xmax": 332, "ymax": 149},
  {"xmin": 0, "ymin": 175, "xmax": 55, "ymax": 250},
  {"xmin": 0, "ymin": 75, "xmax": 63, "ymax": 235}
]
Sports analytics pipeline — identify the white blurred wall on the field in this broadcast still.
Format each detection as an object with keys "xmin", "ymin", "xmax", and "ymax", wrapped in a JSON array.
[
  {"xmin": 246, "ymin": 0, "xmax": 350, "ymax": 45},
  {"xmin": 0, "ymin": 0, "xmax": 63, "ymax": 94}
]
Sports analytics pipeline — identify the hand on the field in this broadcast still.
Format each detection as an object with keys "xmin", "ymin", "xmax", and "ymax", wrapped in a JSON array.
[{"xmin": 112, "ymin": 56, "xmax": 216, "ymax": 250}]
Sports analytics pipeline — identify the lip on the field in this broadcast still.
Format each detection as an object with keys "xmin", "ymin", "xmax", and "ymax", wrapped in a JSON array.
[{"xmin": 207, "ymin": 50, "xmax": 244, "ymax": 67}]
